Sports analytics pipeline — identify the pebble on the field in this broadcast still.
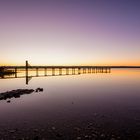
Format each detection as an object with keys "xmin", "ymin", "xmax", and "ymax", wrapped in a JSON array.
[
  {"xmin": 89, "ymin": 123, "xmax": 93, "ymax": 126},
  {"xmin": 92, "ymin": 133, "xmax": 97, "ymax": 137},
  {"xmin": 77, "ymin": 136, "xmax": 81, "ymax": 140},
  {"xmin": 9, "ymin": 130, "xmax": 16, "ymax": 133},
  {"xmin": 7, "ymin": 100, "xmax": 11, "ymax": 103},
  {"xmin": 52, "ymin": 126, "xmax": 56, "ymax": 130},
  {"xmin": 100, "ymin": 133, "xmax": 105, "ymax": 138},
  {"xmin": 85, "ymin": 135, "xmax": 89, "ymax": 138}
]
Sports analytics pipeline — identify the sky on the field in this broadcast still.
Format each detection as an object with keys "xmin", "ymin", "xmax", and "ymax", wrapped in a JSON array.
[{"xmin": 0, "ymin": 0, "xmax": 140, "ymax": 66}]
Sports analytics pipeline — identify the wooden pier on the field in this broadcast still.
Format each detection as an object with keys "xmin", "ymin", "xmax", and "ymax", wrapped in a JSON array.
[
  {"xmin": 0, "ymin": 61, "xmax": 112, "ymax": 84},
  {"xmin": 1, "ymin": 61, "xmax": 140, "ymax": 84}
]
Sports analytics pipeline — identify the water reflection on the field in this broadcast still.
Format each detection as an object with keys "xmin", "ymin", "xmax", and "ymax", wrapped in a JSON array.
[
  {"xmin": 0, "ymin": 67, "xmax": 111, "ymax": 84},
  {"xmin": 0, "ymin": 72, "xmax": 15, "ymax": 79}
]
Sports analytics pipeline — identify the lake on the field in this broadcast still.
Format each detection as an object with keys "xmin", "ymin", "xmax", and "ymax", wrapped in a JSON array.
[{"xmin": 0, "ymin": 68, "xmax": 140, "ymax": 140}]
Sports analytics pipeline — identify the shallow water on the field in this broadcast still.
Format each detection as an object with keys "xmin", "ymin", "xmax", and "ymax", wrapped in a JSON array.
[{"xmin": 0, "ymin": 68, "xmax": 140, "ymax": 139}]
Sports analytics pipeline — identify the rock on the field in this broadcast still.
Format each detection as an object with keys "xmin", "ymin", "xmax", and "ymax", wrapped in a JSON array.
[
  {"xmin": 92, "ymin": 133, "xmax": 97, "ymax": 138},
  {"xmin": 100, "ymin": 133, "xmax": 105, "ymax": 138},
  {"xmin": 35, "ymin": 89, "xmax": 38, "ymax": 92},
  {"xmin": 52, "ymin": 126, "xmax": 56, "ymax": 130},
  {"xmin": 89, "ymin": 123, "xmax": 93, "ymax": 126},
  {"xmin": 0, "ymin": 89, "xmax": 35, "ymax": 101},
  {"xmin": 36, "ymin": 88, "xmax": 43, "ymax": 92},
  {"xmin": 9, "ymin": 129, "xmax": 16, "ymax": 133},
  {"xmin": 39, "ymin": 88, "xmax": 43, "ymax": 92},
  {"xmin": 85, "ymin": 135, "xmax": 89, "ymax": 138},
  {"xmin": 7, "ymin": 100, "xmax": 11, "ymax": 103},
  {"xmin": 77, "ymin": 136, "xmax": 81, "ymax": 140}
]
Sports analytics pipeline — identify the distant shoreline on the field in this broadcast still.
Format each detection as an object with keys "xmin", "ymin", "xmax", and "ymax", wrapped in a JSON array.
[
  {"xmin": 0, "ymin": 66, "xmax": 140, "ymax": 69},
  {"xmin": 107, "ymin": 66, "xmax": 140, "ymax": 68}
]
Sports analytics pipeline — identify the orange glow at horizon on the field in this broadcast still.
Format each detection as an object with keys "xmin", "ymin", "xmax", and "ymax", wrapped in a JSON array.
[{"xmin": 0, "ymin": 60, "xmax": 140, "ymax": 66}]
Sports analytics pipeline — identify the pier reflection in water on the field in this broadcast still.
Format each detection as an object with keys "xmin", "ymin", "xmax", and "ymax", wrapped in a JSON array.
[{"xmin": 0, "ymin": 67, "xmax": 111, "ymax": 84}]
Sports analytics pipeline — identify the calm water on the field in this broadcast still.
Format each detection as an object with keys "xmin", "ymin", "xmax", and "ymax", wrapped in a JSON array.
[{"xmin": 0, "ymin": 68, "xmax": 140, "ymax": 139}]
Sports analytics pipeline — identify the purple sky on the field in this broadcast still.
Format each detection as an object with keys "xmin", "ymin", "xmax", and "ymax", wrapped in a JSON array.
[{"xmin": 0, "ymin": 0, "xmax": 140, "ymax": 66}]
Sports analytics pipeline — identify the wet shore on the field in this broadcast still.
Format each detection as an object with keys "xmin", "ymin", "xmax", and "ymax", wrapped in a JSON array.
[{"xmin": 0, "ymin": 114, "xmax": 139, "ymax": 140}]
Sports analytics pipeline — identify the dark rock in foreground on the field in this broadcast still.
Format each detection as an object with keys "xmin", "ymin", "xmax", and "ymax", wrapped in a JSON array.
[
  {"xmin": 35, "ymin": 88, "xmax": 43, "ymax": 92},
  {"xmin": 0, "ymin": 89, "xmax": 34, "ymax": 101},
  {"xmin": 0, "ymin": 88, "xmax": 43, "ymax": 101}
]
